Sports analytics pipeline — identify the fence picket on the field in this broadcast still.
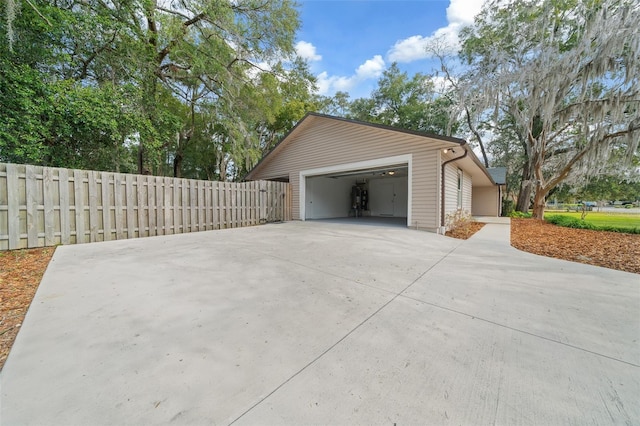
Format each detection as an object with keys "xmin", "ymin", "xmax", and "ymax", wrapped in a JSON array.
[
  {"xmin": 25, "ymin": 166, "xmax": 39, "ymax": 247},
  {"xmin": 114, "ymin": 173, "xmax": 124, "ymax": 239},
  {"xmin": 102, "ymin": 172, "xmax": 112, "ymax": 241},
  {"xmin": 181, "ymin": 179, "xmax": 188, "ymax": 233},
  {"xmin": 88, "ymin": 171, "xmax": 99, "ymax": 242},
  {"xmin": 147, "ymin": 178, "xmax": 156, "ymax": 236},
  {"xmin": 172, "ymin": 177, "xmax": 180, "ymax": 234},
  {"xmin": 59, "ymin": 168, "xmax": 70, "ymax": 245},
  {"xmin": 219, "ymin": 182, "xmax": 225, "ymax": 229},
  {"xmin": 7, "ymin": 164, "xmax": 20, "ymax": 249},
  {"xmin": 125, "ymin": 175, "xmax": 135, "ymax": 238},
  {"xmin": 43, "ymin": 167, "xmax": 55, "ymax": 246},
  {"xmin": 164, "ymin": 177, "xmax": 172, "ymax": 235},
  {"xmin": 197, "ymin": 180, "xmax": 204, "ymax": 232},
  {"xmin": 73, "ymin": 170, "xmax": 86, "ymax": 244},
  {"xmin": 136, "ymin": 175, "xmax": 146, "ymax": 238}
]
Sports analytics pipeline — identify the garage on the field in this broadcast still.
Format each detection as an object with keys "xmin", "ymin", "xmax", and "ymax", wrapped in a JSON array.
[
  {"xmin": 245, "ymin": 113, "xmax": 500, "ymax": 232},
  {"xmin": 304, "ymin": 164, "xmax": 409, "ymax": 225}
]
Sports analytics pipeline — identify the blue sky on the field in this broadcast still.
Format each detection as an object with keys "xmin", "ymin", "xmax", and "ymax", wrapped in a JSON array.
[{"xmin": 293, "ymin": 0, "xmax": 485, "ymax": 98}]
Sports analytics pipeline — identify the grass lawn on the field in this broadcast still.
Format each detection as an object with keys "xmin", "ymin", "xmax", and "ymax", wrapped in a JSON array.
[{"xmin": 544, "ymin": 211, "xmax": 640, "ymax": 230}]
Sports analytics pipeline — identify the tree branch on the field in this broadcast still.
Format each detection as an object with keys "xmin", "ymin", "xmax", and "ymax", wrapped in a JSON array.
[
  {"xmin": 76, "ymin": 31, "xmax": 118, "ymax": 80},
  {"xmin": 157, "ymin": 6, "xmax": 192, "ymax": 21},
  {"xmin": 543, "ymin": 124, "xmax": 640, "ymax": 192},
  {"xmin": 24, "ymin": 0, "xmax": 52, "ymax": 26},
  {"xmin": 464, "ymin": 106, "xmax": 489, "ymax": 167},
  {"xmin": 156, "ymin": 13, "xmax": 206, "ymax": 64}
]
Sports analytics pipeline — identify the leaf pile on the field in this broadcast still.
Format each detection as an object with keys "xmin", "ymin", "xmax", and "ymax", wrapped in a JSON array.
[
  {"xmin": 0, "ymin": 247, "xmax": 55, "ymax": 370},
  {"xmin": 511, "ymin": 218, "xmax": 640, "ymax": 274},
  {"xmin": 446, "ymin": 221, "xmax": 485, "ymax": 240}
]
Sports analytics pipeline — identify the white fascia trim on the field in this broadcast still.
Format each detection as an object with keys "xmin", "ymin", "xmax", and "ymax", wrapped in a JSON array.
[{"xmin": 299, "ymin": 154, "xmax": 413, "ymax": 224}]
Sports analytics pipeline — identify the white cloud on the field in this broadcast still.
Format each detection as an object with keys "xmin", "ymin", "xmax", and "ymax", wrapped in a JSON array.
[
  {"xmin": 295, "ymin": 41, "xmax": 322, "ymax": 62},
  {"xmin": 316, "ymin": 55, "xmax": 386, "ymax": 95},
  {"xmin": 355, "ymin": 55, "xmax": 385, "ymax": 79},
  {"xmin": 387, "ymin": 35, "xmax": 432, "ymax": 63},
  {"xmin": 387, "ymin": 0, "xmax": 486, "ymax": 63},
  {"xmin": 446, "ymin": 0, "xmax": 484, "ymax": 25}
]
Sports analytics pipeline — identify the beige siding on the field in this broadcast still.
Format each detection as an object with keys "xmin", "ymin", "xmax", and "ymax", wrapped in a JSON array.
[
  {"xmin": 443, "ymin": 165, "xmax": 472, "ymax": 219},
  {"xmin": 472, "ymin": 186, "xmax": 500, "ymax": 216},
  {"xmin": 249, "ymin": 117, "xmax": 447, "ymax": 231},
  {"xmin": 444, "ymin": 164, "xmax": 459, "ymax": 214},
  {"xmin": 463, "ymin": 172, "xmax": 472, "ymax": 212}
]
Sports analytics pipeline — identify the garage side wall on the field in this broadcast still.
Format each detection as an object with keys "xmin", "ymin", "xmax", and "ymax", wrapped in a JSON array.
[
  {"xmin": 472, "ymin": 186, "xmax": 499, "ymax": 216},
  {"xmin": 443, "ymin": 164, "xmax": 472, "ymax": 223},
  {"xmin": 248, "ymin": 118, "xmax": 444, "ymax": 231},
  {"xmin": 463, "ymin": 173, "xmax": 472, "ymax": 212}
]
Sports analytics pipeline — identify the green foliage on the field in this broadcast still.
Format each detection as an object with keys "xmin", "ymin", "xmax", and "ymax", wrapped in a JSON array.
[
  {"xmin": 0, "ymin": 0, "xmax": 311, "ymax": 180},
  {"xmin": 546, "ymin": 214, "xmax": 640, "ymax": 234},
  {"xmin": 0, "ymin": 60, "xmax": 49, "ymax": 164},
  {"xmin": 345, "ymin": 63, "xmax": 456, "ymax": 135},
  {"xmin": 457, "ymin": 0, "xmax": 640, "ymax": 218},
  {"xmin": 0, "ymin": 54, "xmax": 144, "ymax": 172},
  {"xmin": 546, "ymin": 215, "xmax": 596, "ymax": 229},
  {"xmin": 502, "ymin": 199, "xmax": 515, "ymax": 217},
  {"xmin": 509, "ymin": 211, "xmax": 532, "ymax": 218},
  {"xmin": 552, "ymin": 176, "xmax": 640, "ymax": 204}
]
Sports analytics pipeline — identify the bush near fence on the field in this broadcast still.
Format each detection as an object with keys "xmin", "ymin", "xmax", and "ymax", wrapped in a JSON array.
[{"xmin": 0, "ymin": 163, "xmax": 291, "ymax": 250}]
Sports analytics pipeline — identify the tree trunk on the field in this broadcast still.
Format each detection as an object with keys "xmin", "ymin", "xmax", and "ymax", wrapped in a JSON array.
[
  {"xmin": 173, "ymin": 152, "xmax": 183, "ymax": 178},
  {"xmin": 137, "ymin": 144, "xmax": 145, "ymax": 175},
  {"xmin": 515, "ymin": 160, "xmax": 533, "ymax": 212},
  {"xmin": 532, "ymin": 185, "xmax": 546, "ymax": 219}
]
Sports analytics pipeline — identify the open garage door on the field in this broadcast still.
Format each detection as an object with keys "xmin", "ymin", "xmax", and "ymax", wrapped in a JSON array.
[{"xmin": 303, "ymin": 162, "xmax": 409, "ymax": 226}]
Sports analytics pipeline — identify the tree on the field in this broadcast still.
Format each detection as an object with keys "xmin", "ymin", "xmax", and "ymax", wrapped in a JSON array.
[
  {"xmin": 458, "ymin": 0, "xmax": 640, "ymax": 218},
  {"xmin": 319, "ymin": 91, "xmax": 351, "ymax": 117},
  {"xmin": 1, "ymin": 0, "xmax": 312, "ymax": 180},
  {"xmin": 347, "ymin": 63, "xmax": 456, "ymax": 135}
]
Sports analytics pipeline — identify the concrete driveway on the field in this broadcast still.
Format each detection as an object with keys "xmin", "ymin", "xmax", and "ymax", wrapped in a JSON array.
[{"xmin": 1, "ymin": 220, "xmax": 639, "ymax": 425}]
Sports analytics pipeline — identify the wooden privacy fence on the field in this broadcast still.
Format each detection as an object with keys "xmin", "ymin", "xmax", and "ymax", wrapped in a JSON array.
[{"xmin": 0, "ymin": 163, "xmax": 291, "ymax": 250}]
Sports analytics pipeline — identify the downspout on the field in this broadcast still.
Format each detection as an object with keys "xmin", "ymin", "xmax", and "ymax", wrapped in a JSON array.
[{"xmin": 440, "ymin": 146, "xmax": 468, "ymax": 232}]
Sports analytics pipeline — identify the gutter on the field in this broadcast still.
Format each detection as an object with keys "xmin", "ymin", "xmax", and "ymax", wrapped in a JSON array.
[{"xmin": 440, "ymin": 146, "xmax": 468, "ymax": 231}]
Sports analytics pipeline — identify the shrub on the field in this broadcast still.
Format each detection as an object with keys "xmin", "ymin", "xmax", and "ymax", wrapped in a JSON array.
[
  {"xmin": 546, "ymin": 215, "xmax": 640, "ymax": 234},
  {"xmin": 509, "ymin": 211, "xmax": 532, "ymax": 218},
  {"xmin": 501, "ymin": 199, "xmax": 515, "ymax": 217},
  {"xmin": 445, "ymin": 209, "xmax": 472, "ymax": 233},
  {"xmin": 545, "ymin": 215, "xmax": 595, "ymax": 229}
]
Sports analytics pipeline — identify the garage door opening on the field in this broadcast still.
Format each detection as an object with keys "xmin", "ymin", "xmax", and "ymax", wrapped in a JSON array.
[{"xmin": 303, "ymin": 163, "xmax": 409, "ymax": 227}]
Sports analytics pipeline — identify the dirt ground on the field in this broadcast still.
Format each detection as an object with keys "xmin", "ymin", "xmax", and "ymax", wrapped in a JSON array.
[
  {"xmin": 511, "ymin": 218, "xmax": 640, "ymax": 274},
  {"xmin": 1, "ymin": 219, "xmax": 638, "ymax": 370},
  {"xmin": 1, "ymin": 247, "xmax": 55, "ymax": 371},
  {"xmin": 445, "ymin": 221, "xmax": 486, "ymax": 240}
]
